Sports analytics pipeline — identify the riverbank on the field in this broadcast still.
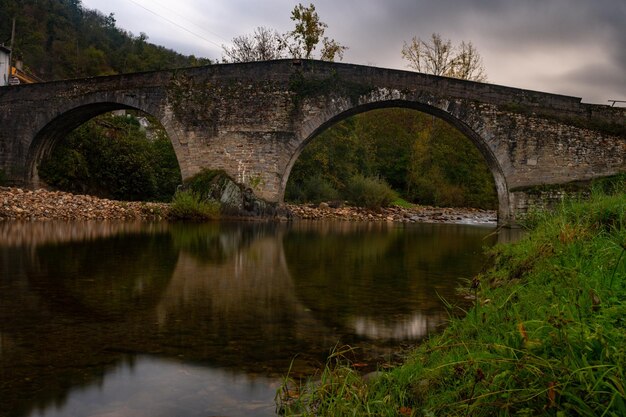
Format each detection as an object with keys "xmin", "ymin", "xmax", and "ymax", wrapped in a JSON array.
[
  {"xmin": 0, "ymin": 187, "xmax": 169, "ymax": 220},
  {"xmin": 0, "ymin": 187, "xmax": 496, "ymax": 224},
  {"xmin": 279, "ymin": 191, "xmax": 626, "ymax": 416},
  {"xmin": 286, "ymin": 203, "xmax": 495, "ymax": 224}
]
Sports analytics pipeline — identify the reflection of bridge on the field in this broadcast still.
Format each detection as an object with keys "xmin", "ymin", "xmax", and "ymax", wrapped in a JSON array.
[
  {"xmin": 0, "ymin": 221, "xmax": 501, "ymax": 415},
  {"xmin": 0, "ymin": 223, "xmax": 324, "ymax": 415},
  {"xmin": 1, "ymin": 60, "xmax": 625, "ymax": 225}
]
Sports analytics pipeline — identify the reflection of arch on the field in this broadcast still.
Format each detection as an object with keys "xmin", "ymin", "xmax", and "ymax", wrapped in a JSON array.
[
  {"xmin": 26, "ymin": 99, "xmax": 186, "ymax": 188},
  {"xmin": 283, "ymin": 221, "xmax": 498, "ymax": 341},
  {"xmin": 25, "ymin": 232, "xmax": 178, "ymax": 320},
  {"xmin": 282, "ymin": 99, "xmax": 510, "ymax": 223}
]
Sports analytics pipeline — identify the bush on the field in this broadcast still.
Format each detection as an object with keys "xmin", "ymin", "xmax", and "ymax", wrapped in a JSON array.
[
  {"xmin": 285, "ymin": 175, "xmax": 340, "ymax": 204},
  {"xmin": 169, "ymin": 190, "xmax": 220, "ymax": 220},
  {"xmin": 344, "ymin": 174, "xmax": 397, "ymax": 209}
]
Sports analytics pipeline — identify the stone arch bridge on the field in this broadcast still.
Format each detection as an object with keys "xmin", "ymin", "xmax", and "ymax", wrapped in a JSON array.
[{"xmin": 0, "ymin": 60, "xmax": 624, "ymax": 225}]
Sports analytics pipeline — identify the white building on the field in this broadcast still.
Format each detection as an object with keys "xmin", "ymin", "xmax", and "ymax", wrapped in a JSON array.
[{"xmin": 0, "ymin": 45, "xmax": 10, "ymax": 86}]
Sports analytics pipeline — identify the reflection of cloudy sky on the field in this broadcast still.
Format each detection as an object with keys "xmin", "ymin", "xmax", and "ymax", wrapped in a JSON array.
[
  {"xmin": 350, "ymin": 313, "xmax": 444, "ymax": 340},
  {"xmin": 81, "ymin": 0, "xmax": 625, "ymax": 104}
]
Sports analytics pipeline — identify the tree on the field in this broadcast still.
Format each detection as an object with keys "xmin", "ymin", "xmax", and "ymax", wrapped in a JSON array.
[
  {"xmin": 285, "ymin": 3, "xmax": 346, "ymax": 61},
  {"xmin": 401, "ymin": 33, "xmax": 486, "ymax": 81},
  {"xmin": 222, "ymin": 26, "xmax": 284, "ymax": 63},
  {"xmin": 319, "ymin": 37, "xmax": 346, "ymax": 62},
  {"xmin": 221, "ymin": 3, "xmax": 346, "ymax": 63}
]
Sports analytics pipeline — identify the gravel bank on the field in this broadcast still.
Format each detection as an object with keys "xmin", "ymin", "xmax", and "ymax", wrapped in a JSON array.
[
  {"xmin": 0, "ymin": 187, "xmax": 169, "ymax": 220},
  {"xmin": 0, "ymin": 187, "xmax": 496, "ymax": 224},
  {"xmin": 286, "ymin": 203, "xmax": 496, "ymax": 224}
]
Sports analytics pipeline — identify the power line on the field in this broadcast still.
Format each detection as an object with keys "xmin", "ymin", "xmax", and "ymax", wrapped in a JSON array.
[
  {"xmin": 148, "ymin": 0, "xmax": 230, "ymax": 44},
  {"xmin": 124, "ymin": 0, "xmax": 224, "ymax": 50}
]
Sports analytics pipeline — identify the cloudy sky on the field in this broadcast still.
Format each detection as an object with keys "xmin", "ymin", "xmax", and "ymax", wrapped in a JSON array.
[{"xmin": 80, "ymin": 0, "xmax": 625, "ymax": 104}]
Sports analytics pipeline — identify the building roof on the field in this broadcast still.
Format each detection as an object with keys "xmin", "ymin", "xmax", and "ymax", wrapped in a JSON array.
[
  {"xmin": 12, "ymin": 67, "xmax": 44, "ymax": 84},
  {"xmin": 0, "ymin": 45, "xmax": 11, "ymax": 55}
]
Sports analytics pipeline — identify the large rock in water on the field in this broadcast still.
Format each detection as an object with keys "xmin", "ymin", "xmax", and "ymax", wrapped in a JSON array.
[{"xmin": 201, "ymin": 172, "xmax": 284, "ymax": 218}]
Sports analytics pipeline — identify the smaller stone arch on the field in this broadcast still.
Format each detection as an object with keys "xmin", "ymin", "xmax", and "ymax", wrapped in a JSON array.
[
  {"xmin": 281, "ymin": 99, "xmax": 512, "ymax": 224},
  {"xmin": 26, "ymin": 99, "xmax": 188, "ymax": 190}
]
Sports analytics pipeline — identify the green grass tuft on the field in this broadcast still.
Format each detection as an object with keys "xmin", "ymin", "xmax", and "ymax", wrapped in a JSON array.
[
  {"xmin": 392, "ymin": 197, "xmax": 415, "ymax": 209},
  {"xmin": 169, "ymin": 190, "xmax": 220, "ymax": 221}
]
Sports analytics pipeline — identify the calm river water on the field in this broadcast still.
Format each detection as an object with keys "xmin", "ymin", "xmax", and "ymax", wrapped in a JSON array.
[{"xmin": 0, "ymin": 220, "xmax": 520, "ymax": 417}]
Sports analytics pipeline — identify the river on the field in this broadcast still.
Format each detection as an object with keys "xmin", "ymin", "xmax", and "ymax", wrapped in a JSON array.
[{"xmin": 0, "ymin": 220, "xmax": 520, "ymax": 417}]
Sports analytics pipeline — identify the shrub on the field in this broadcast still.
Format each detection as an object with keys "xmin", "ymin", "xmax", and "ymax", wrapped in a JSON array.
[
  {"xmin": 302, "ymin": 176, "xmax": 340, "ymax": 203},
  {"xmin": 169, "ymin": 190, "xmax": 220, "ymax": 220},
  {"xmin": 285, "ymin": 175, "xmax": 340, "ymax": 203},
  {"xmin": 184, "ymin": 169, "xmax": 227, "ymax": 201},
  {"xmin": 344, "ymin": 174, "xmax": 397, "ymax": 209}
]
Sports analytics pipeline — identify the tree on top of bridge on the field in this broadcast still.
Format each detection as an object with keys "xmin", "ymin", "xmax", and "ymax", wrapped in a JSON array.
[
  {"xmin": 401, "ymin": 33, "xmax": 487, "ymax": 82},
  {"xmin": 284, "ymin": 3, "xmax": 347, "ymax": 61},
  {"xmin": 221, "ymin": 3, "xmax": 347, "ymax": 63},
  {"xmin": 221, "ymin": 27, "xmax": 285, "ymax": 63}
]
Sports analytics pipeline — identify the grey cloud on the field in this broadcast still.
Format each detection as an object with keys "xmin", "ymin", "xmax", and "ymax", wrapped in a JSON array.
[{"xmin": 554, "ymin": 63, "xmax": 626, "ymax": 102}]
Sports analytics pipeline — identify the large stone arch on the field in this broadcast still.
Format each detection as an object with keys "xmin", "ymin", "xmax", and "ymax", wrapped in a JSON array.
[
  {"xmin": 25, "ymin": 95, "xmax": 188, "ymax": 188},
  {"xmin": 281, "ymin": 98, "xmax": 512, "ymax": 224}
]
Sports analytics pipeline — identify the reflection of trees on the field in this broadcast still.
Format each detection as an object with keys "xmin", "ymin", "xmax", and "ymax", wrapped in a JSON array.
[
  {"xmin": 284, "ymin": 222, "xmax": 497, "ymax": 340},
  {"xmin": 26, "ymin": 233, "xmax": 178, "ymax": 319},
  {"xmin": 0, "ymin": 221, "xmax": 169, "ymax": 247}
]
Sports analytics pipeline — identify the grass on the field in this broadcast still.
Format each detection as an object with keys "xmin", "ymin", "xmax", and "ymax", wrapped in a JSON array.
[
  {"xmin": 392, "ymin": 197, "xmax": 416, "ymax": 209},
  {"xmin": 169, "ymin": 190, "xmax": 220, "ymax": 220},
  {"xmin": 277, "ymin": 189, "xmax": 626, "ymax": 416}
]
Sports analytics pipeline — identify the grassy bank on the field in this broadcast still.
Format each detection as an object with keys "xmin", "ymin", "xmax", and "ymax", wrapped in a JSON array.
[{"xmin": 279, "ymin": 190, "xmax": 626, "ymax": 416}]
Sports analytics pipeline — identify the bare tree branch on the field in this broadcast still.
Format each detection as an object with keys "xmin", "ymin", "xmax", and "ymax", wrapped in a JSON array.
[
  {"xmin": 401, "ymin": 33, "xmax": 487, "ymax": 81},
  {"xmin": 222, "ymin": 27, "xmax": 285, "ymax": 63}
]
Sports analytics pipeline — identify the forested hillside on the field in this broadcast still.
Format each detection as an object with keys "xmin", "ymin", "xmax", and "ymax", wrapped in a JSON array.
[{"xmin": 0, "ymin": 0, "xmax": 210, "ymax": 80}]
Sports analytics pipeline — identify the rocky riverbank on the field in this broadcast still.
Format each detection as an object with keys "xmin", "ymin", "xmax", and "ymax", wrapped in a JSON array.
[
  {"xmin": 0, "ymin": 187, "xmax": 169, "ymax": 220},
  {"xmin": 0, "ymin": 187, "xmax": 496, "ymax": 224},
  {"xmin": 286, "ymin": 203, "xmax": 496, "ymax": 224}
]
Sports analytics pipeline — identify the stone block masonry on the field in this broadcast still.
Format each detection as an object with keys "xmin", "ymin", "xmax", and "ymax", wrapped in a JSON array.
[{"xmin": 0, "ymin": 60, "xmax": 624, "ymax": 226}]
